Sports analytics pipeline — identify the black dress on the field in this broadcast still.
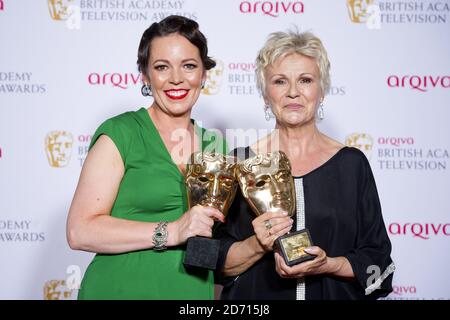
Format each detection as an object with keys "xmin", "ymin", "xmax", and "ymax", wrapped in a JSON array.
[{"xmin": 214, "ymin": 146, "xmax": 394, "ymax": 300}]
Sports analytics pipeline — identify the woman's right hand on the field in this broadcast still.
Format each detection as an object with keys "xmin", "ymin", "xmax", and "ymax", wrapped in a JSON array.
[
  {"xmin": 171, "ymin": 205, "xmax": 224, "ymax": 245},
  {"xmin": 252, "ymin": 211, "xmax": 293, "ymax": 252}
]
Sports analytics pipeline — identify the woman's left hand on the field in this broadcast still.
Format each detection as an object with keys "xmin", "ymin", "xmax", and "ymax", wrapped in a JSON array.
[{"xmin": 274, "ymin": 246, "xmax": 329, "ymax": 278}]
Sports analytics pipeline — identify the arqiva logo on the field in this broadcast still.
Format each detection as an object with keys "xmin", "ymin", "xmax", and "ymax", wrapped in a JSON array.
[
  {"xmin": 239, "ymin": 1, "xmax": 305, "ymax": 17},
  {"xmin": 377, "ymin": 137, "xmax": 414, "ymax": 147},
  {"xmin": 392, "ymin": 285, "xmax": 417, "ymax": 296},
  {"xmin": 88, "ymin": 73, "xmax": 141, "ymax": 89},
  {"xmin": 389, "ymin": 222, "xmax": 450, "ymax": 239},
  {"xmin": 0, "ymin": 0, "xmax": 4, "ymax": 11},
  {"xmin": 387, "ymin": 75, "xmax": 450, "ymax": 92}
]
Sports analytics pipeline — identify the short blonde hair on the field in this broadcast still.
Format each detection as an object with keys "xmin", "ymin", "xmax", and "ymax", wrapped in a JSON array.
[{"xmin": 255, "ymin": 30, "xmax": 331, "ymax": 98}]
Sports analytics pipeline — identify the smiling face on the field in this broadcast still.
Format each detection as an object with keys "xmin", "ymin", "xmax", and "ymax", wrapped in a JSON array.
[
  {"xmin": 144, "ymin": 33, "xmax": 206, "ymax": 117},
  {"xmin": 237, "ymin": 151, "xmax": 296, "ymax": 217},
  {"xmin": 185, "ymin": 152, "xmax": 238, "ymax": 216},
  {"xmin": 264, "ymin": 53, "xmax": 323, "ymax": 128}
]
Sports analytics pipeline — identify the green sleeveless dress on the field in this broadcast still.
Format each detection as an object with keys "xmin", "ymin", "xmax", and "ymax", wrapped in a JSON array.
[{"xmin": 77, "ymin": 107, "xmax": 226, "ymax": 300}]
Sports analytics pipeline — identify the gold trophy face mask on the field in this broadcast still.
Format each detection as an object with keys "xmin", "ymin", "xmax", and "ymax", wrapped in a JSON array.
[
  {"xmin": 185, "ymin": 152, "xmax": 238, "ymax": 216},
  {"xmin": 237, "ymin": 151, "xmax": 296, "ymax": 217}
]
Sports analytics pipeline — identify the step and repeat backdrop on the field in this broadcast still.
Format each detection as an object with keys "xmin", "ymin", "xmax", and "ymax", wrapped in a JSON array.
[{"xmin": 0, "ymin": 0, "xmax": 449, "ymax": 300}]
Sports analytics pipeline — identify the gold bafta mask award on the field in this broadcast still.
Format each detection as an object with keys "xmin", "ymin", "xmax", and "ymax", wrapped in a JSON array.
[
  {"xmin": 237, "ymin": 151, "xmax": 315, "ymax": 266},
  {"xmin": 183, "ymin": 152, "xmax": 238, "ymax": 270}
]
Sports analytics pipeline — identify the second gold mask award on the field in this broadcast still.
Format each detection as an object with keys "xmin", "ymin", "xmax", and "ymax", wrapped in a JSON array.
[
  {"xmin": 184, "ymin": 152, "xmax": 238, "ymax": 270},
  {"xmin": 237, "ymin": 151, "xmax": 315, "ymax": 266}
]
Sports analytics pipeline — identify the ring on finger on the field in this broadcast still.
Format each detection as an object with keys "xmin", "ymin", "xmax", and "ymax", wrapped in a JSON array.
[{"xmin": 264, "ymin": 219, "xmax": 272, "ymax": 230}]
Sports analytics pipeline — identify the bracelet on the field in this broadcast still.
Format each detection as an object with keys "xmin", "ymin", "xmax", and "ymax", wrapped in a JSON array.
[{"xmin": 152, "ymin": 221, "xmax": 168, "ymax": 251}]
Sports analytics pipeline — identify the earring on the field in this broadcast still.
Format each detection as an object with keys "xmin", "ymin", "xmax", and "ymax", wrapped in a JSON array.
[
  {"xmin": 201, "ymin": 81, "xmax": 205, "ymax": 89},
  {"xmin": 317, "ymin": 102, "xmax": 324, "ymax": 120},
  {"xmin": 141, "ymin": 84, "xmax": 152, "ymax": 97},
  {"xmin": 264, "ymin": 105, "xmax": 271, "ymax": 121}
]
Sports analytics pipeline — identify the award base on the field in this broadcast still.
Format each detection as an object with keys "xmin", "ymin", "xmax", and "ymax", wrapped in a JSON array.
[
  {"xmin": 183, "ymin": 236, "xmax": 220, "ymax": 270},
  {"xmin": 275, "ymin": 228, "xmax": 315, "ymax": 266}
]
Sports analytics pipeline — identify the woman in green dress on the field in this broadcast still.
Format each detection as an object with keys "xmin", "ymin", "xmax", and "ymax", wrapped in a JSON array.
[{"xmin": 66, "ymin": 15, "xmax": 225, "ymax": 299}]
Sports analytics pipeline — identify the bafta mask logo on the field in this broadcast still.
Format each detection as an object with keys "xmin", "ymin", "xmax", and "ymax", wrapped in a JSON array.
[
  {"xmin": 237, "ymin": 151, "xmax": 296, "ymax": 217},
  {"xmin": 185, "ymin": 152, "xmax": 238, "ymax": 216},
  {"xmin": 45, "ymin": 131, "xmax": 73, "ymax": 168},
  {"xmin": 345, "ymin": 133, "xmax": 374, "ymax": 160},
  {"xmin": 202, "ymin": 59, "xmax": 224, "ymax": 95},
  {"xmin": 44, "ymin": 280, "xmax": 74, "ymax": 300},
  {"xmin": 347, "ymin": 0, "xmax": 375, "ymax": 23},
  {"xmin": 48, "ymin": 0, "xmax": 75, "ymax": 20}
]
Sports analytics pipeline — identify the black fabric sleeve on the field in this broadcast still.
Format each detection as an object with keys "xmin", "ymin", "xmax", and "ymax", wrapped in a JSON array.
[
  {"xmin": 344, "ymin": 154, "xmax": 395, "ymax": 299},
  {"xmin": 214, "ymin": 147, "xmax": 255, "ymax": 286},
  {"xmin": 213, "ymin": 195, "xmax": 241, "ymax": 286}
]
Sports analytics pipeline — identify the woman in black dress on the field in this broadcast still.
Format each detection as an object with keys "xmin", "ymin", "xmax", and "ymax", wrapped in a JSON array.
[{"xmin": 215, "ymin": 30, "xmax": 395, "ymax": 300}]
